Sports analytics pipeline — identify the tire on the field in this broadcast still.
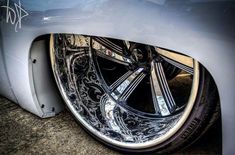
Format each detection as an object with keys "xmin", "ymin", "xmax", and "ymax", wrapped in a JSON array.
[
  {"xmin": 49, "ymin": 34, "xmax": 219, "ymax": 154},
  {"xmin": 152, "ymin": 68, "xmax": 220, "ymax": 154}
]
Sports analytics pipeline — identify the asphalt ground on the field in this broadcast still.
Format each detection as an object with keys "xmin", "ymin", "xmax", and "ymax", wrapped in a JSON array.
[{"xmin": 0, "ymin": 95, "xmax": 221, "ymax": 155}]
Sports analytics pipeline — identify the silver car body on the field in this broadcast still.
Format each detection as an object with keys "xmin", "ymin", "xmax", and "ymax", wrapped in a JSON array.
[{"xmin": 0, "ymin": 0, "xmax": 234, "ymax": 154}]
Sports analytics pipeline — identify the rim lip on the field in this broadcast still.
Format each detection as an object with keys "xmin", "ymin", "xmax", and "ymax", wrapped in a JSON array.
[{"xmin": 50, "ymin": 34, "xmax": 200, "ymax": 149}]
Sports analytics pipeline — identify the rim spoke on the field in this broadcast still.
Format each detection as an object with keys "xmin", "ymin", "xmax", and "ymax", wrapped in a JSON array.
[
  {"xmin": 110, "ymin": 71, "xmax": 133, "ymax": 90},
  {"xmin": 92, "ymin": 38, "xmax": 132, "ymax": 66},
  {"xmin": 150, "ymin": 61, "xmax": 176, "ymax": 116},
  {"xmin": 95, "ymin": 37, "xmax": 123, "ymax": 53},
  {"xmin": 110, "ymin": 68, "xmax": 146, "ymax": 102},
  {"xmin": 123, "ymin": 40, "xmax": 131, "ymax": 50},
  {"xmin": 156, "ymin": 48, "xmax": 194, "ymax": 74}
]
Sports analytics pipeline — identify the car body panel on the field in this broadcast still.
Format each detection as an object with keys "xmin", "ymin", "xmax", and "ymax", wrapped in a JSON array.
[
  {"xmin": 0, "ymin": 30, "xmax": 17, "ymax": 101},
  {"xmin": 0, "ymin": 0, "xmax": 234, "ymax": 154}
]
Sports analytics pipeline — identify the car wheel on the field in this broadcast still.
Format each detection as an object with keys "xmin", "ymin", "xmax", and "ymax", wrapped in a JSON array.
[{"xmin": 49, "ymin": 34, "xmax": 219, "ymax": 153}]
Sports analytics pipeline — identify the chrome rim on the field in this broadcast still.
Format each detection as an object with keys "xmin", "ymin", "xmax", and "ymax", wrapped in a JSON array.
[{"xmin": 50, "ymin": 34, "xmax": 200, "ymax": 149}]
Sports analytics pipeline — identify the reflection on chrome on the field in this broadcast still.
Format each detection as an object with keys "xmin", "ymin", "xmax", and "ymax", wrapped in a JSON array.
[
  {"xmin": 150, "ymin": 61, "xmax": 176, "ymax": 116},
  {"xmin": 101, "ymin": 94, "xmax": 134, "ymax": 141},
  {"xmin": 111, "ymin": 68, "xmax": 144, "ymax": 101},
  {"xmin": 92, "ymin": 39, "xmax": 132, "ymax": 65},
  {"xmin": 150, "ymin": 62, "xmax": 170, "ymax": 116}
]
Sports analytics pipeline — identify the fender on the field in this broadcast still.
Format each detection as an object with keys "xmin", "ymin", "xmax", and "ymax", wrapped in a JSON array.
[{"xmin": 0, "ymin": 0, "xmax": 234, "ymax": 154}]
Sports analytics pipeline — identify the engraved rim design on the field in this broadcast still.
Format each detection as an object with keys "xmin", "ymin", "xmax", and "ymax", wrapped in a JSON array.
[{"xmin": 50, "ymin": 34, "xmax": 200, "ymax": 149}]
